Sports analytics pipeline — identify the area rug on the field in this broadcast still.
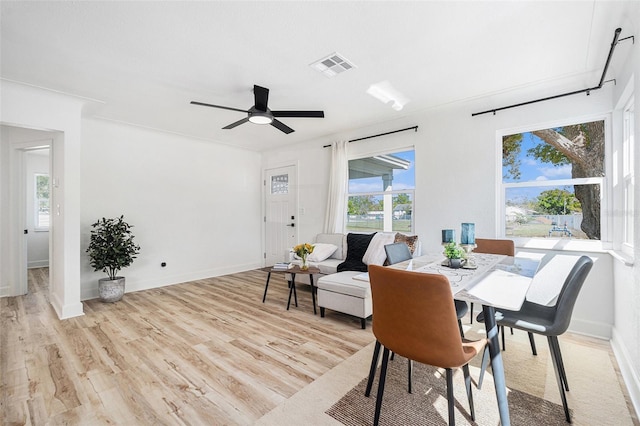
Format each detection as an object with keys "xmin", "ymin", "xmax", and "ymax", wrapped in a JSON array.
[{"xmin": 326, "ymin": 355, "xmax": 570, "ymax": 426}]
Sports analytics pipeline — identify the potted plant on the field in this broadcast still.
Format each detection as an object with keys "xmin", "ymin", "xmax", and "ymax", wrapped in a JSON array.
[
  {"xmin": 443, "ymin": 241, "xmax": 465, "ymax": 269},
  {"xmin": 86, "ymin": 215, "xmax": 141, "ymax": 302}
]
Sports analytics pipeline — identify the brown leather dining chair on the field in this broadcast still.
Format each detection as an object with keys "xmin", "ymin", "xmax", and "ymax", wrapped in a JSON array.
[{"xmin": 366, "ymin": 265, "xmax": 488, "ymax": 426}]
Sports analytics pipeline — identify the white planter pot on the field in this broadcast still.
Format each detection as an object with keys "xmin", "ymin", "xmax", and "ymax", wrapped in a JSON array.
[{"xmin": 98, "ymin": 277, "xmax": 125, "ymax": 302}]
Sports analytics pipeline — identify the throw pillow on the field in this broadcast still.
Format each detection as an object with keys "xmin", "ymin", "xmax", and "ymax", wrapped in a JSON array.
[
  {"xmin": 363, "ymin": 232, "xmax": 397, "ymax": 265},
  {"xmin": 307, "ymin": 243, "xmax": 338, "ymax": 262},
  {"xmin": 337, "ymin": 233, "xmax": 376, "ymax": 272},
  {"xmin": 394, "ymin": 233, "xmax": 419, "ymax": 254}
]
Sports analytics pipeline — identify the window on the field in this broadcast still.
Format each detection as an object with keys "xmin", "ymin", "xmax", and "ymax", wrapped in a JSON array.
[
  {"xmin": 34, "ymin": 173, "xmax": 50, "ymax": 230},
  {"xmin": 501, "ymin": 120, "xmax": 605, "ymax": 240},
  {"xmin": 622, "ymin": 99, "xmax": 634, "ymax": 247},
  {"xmin": 346, "ymin": 149, "xmax": 415, "ymax": 233}
]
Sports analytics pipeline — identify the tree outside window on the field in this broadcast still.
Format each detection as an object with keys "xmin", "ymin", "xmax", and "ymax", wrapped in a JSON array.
[{"xmin": 502, "ymin": 120, "xmax": 605, "ymax": 240}]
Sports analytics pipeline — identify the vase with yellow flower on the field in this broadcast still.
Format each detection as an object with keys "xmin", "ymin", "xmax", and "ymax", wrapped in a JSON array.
[{"xmin": 293, "ymin": 243, "xmax": 315, "ymax": 270}]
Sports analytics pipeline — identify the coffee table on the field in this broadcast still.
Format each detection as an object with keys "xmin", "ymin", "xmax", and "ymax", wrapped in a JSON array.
[{"xmin": 262, "ymin": 265, "xmax": 321, "ymax": 314}]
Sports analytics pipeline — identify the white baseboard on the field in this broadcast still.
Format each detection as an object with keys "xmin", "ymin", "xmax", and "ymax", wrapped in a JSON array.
[
  {"xmin": 81, "ymin": 262, "xmax": 262, "ymax": 301},
  {"xmin": 28, "ymin": 260, "xmax": 49, "ymax": 268},
  {"xmin": 50, "ymin": 292, "xmax": 85, "ymax": 319},
  {"xmin": 611, "ymin": 328, "xmax": 640, "ymax": 420},
  {"xmin": 568, "ymin": 317, "xmax": 612, "ymax": 340}
]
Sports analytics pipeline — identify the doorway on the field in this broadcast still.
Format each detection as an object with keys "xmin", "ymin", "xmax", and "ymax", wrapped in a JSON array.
[
  {"xmin": 25, "ymin": 148, "xmax": 51, "ymax": 293},
  {"xmin": 1, "ymin": 124, "xmax": 53, "ymax": 298},
  {"xmin": 264, "ymin": 165, "xmax": 298, "ymax": 266}
]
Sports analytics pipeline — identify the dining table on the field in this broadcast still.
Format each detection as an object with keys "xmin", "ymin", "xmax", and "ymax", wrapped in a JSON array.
[{"xmin": 388, "ymin": 251, "xmax": 543, "ymax": 426}]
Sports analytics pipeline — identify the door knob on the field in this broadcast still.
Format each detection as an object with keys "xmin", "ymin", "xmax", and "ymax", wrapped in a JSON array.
[{"xmin": 286, "ymin": 223, "xmax": 295, "ymax": 227}]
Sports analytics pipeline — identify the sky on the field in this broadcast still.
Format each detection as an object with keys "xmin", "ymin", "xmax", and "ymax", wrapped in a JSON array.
[{"xmin": 503, "ymin": 131, "xmax": 573, "ymax": 204}]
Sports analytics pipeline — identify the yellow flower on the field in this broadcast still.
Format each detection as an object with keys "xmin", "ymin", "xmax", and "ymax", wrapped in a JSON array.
[{"xmin": 294, "ymin": 243, "xmax": 314, "ymax": 257}]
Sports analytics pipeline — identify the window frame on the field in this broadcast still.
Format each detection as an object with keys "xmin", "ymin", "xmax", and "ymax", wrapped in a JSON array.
[
  {"xmin": 497, "ymin": 114, "xmax": 612, "ymax": 249},
  {"xmin": 34, "ymin": 172, "xmax": 50, "ymax": 231},
  {"xmin": 345, "ymin": 147, "xmax": 415, "ymax": 234},
  {"xmin": 621, "ymin": 97, "xmax": 635, "ymax": 254}
]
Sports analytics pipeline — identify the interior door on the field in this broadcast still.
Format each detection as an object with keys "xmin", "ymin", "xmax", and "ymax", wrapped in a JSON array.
[{"xmin": 265, "ymin": 165, "xmax": 297, "ymax": 266}]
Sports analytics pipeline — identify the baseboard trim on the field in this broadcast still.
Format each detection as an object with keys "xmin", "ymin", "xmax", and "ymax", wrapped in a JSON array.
[
  {"xmin": 568, "ymin": 317, "xmax": 612, "ymax": 340},
  {"xmin": 81, "ymin": 262, "xmax": 262, "ymax": 301},
  {"xmin": 611, "ymin": 328, "xmax": 640, "ymax": 420},
  {"xmin": 28, "ymin": 260, "xmax": 49, "ymax": 268},
  {"xmin": 50, "ymin": 292, "xmax": 85, "ymax": 319}
]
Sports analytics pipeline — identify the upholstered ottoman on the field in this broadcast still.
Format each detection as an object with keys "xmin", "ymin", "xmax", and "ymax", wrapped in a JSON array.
[{"xmin": 317, "ymin": 271, "xmax": 372, "ymax": 329}]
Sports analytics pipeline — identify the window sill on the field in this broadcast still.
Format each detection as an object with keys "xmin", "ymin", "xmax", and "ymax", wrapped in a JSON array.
[
  {"xmin": 512, "ymin": 237, "xmax": 610, "ymax": 253},
  {"xmin": 607, "ymin": 250, "xmax": 634, "ymax": 267}
]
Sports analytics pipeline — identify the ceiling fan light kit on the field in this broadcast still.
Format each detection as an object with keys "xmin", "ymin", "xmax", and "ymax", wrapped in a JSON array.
[
  {"xmin": 191, "ymin": 85, "xmax": 324, "ymax": 134},
  {"xmin": 248, "ymin": 110, "xmax": 273, "ymax": 125}
]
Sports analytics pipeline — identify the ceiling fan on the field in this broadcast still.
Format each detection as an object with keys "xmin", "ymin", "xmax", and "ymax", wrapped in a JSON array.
[{"xmin": 191, "ymin": 85, "xmax": 324, "ymax": 134}]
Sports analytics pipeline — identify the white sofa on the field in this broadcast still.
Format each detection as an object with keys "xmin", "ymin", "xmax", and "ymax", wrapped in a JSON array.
[
  {"xmin": 286, "ymin": 232, "xmax": 420, "ymax": 285},
  {"xmin": 287, "ymin": 232, "xmax": 420, "ymax": 329}
]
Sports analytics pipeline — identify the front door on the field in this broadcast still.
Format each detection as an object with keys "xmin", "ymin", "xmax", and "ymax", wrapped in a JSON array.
[{"xmin": 265, "ymin": 165, "xmax": 297, "ymax": 266}]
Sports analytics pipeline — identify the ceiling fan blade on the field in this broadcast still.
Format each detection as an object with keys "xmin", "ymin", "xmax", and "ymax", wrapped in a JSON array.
[
  {"xmin": 271, "ymin": 119, "xmax": 294, "ymax": 134},
  {"xmin": 253, "ymin": 85, "xmax": 269, "ymax": 111},
  {"xmin": 222, "ymin": 117, "xmax": 250, "ymax": 129},
  {"xmin": 191, "ymin": 101, "xmax": 248, "ymax": 114},
  {"xmin": 272, "ymin": 110, "xmax": 325, "ymax": 118}
]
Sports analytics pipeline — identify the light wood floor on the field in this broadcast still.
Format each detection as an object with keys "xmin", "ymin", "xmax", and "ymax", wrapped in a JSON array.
[
  {"xmin": 1, "ymin": 268, "xmax": 638, "ymax": 425},
  {"xmin": 1, "ymin": 268, "xmax": 373, "ymax": 425}
]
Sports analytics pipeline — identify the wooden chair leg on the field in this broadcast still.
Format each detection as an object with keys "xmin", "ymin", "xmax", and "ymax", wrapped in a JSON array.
[
  {"xmin": 446, "ymin": 368, "xmax": 456, "ymax": 426},
  {"xmin": 548, "ymin": 336, "xmax": 571, "ymax": 423},
  {"xmin": 365, "ymin": 340, "xmax": 381, "ymax": 397},
  {"xmin": 373, "ymin": 347, "xmax": 391, "ymax": 426}
]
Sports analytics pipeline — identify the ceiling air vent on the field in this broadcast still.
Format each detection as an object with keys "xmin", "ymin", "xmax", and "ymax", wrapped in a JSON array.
[{"xmin": 310, "ymin": 52, "xmax": 356, "ymax": 78}]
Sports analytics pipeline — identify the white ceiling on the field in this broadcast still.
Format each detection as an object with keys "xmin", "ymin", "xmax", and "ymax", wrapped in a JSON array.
[{"xmin": 1, "ymin": 1, "xmax": 635, "ymax": 151}]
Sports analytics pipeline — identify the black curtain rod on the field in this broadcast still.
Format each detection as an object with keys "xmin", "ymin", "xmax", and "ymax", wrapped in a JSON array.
[
  {"xmin": 323, "ymin": 126, "xmax": 418, "ymax": 148},
  {"xmin": 472, "ymin": 28, "xmax": 632, "ymax": 117}
]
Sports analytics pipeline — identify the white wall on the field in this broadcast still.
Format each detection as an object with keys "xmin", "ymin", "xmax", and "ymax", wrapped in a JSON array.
[
  {"xmin": 1, "ymin": 80, "xmax": 85, "ymax": 319},
  {"xmin": 609, "ymin": 1, "xmax": 640, "ymax": 416},
  {"xmin": 80, "ymin": 118, "xmax": 263, "ymax": 299},
  {"xmin": 26, "ymin": 150, "xmax": 50, "ymax": 268}
]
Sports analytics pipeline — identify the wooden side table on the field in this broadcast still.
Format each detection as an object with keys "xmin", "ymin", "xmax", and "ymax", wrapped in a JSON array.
[{"xmin": 262, "ymin": 265, "xmax": 321, "ymax": 314}]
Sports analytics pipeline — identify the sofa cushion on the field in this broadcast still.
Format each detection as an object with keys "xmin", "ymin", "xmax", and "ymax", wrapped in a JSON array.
[
  {"xmin": 317, "ymin": 271, "xmax": 371, "ymax": 298},
  {"xmin": 337, "ymin": 233, "xmax": 376, "ymax": 272},
  {"xmin": 315, "ymin": 233, "xmax": 347, "ymax": 260},
  {"xmin": 363, "ymin": 232, "xmax": 397, "ymax": 265},
  {"xmin": 311, "ymin": 258, "xmax": 342, "ymax": 275},
  {"xmin": 394, "ymin": 233, "xmax": 419, "ymax": 254},
  {"xmin": 307, "ymin": 243, "xmax": 338, "ymax": 262}
]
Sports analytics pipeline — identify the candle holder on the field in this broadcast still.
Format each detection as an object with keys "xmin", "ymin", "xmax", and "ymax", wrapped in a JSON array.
[{"xmin": 461, "ymin": 244, "xmax": 477, "ymax": 269}]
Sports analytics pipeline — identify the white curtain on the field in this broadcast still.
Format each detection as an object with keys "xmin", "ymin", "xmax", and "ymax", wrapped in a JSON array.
[{"xmin": 323, "ymin": 140, "xmax": 348, "ymax": 233}]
